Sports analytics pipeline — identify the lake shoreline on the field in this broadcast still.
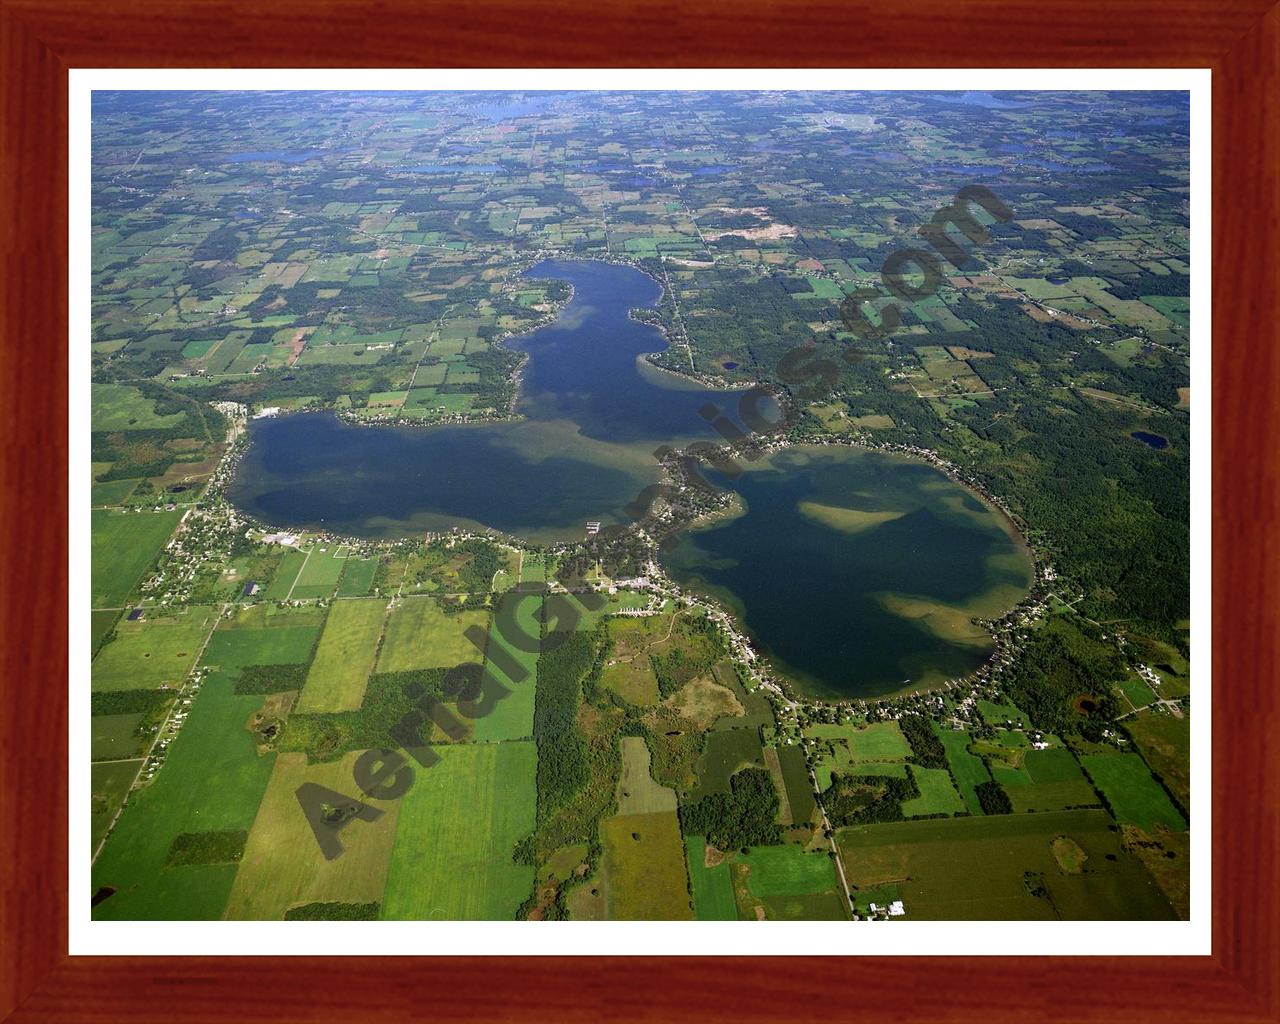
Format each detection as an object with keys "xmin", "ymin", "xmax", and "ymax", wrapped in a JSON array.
[
  {"xmin": 221, "ymin": 256, "xmax": 1047, "ymax": 707},
  {"xmin": 657, "ymin": 439, "xmax": 1037, "ymax": 701}
]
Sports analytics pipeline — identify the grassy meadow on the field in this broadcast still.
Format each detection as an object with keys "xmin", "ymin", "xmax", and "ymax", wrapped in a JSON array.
[
  {"xmin": 685, "ymin": 835, "xmax": 737, "ymax": 920},
  {"xmin": 92, "ymin": 606, "xmax": 217, "ymax": 692},
  {"xmin": 91, "ymin": 509, "xmax": 183, "ymax": 607},
  {"xmin": 839, "ymin": 810, "xmax": 1176, "ymax": 920},
  {"xmin": 224, "ymin": 751, "xmax": 400, "ymax": 920},
  {"xmin": 377, "ymin": 597, "xmax": 488, "ymax": 673},
  {"xmin": 296, "ymin": 599, "xmax": 387, "ymax": 713},
  {"xmin": 381, "ymin": 741, "xmax": 537, "ymax": 920}
]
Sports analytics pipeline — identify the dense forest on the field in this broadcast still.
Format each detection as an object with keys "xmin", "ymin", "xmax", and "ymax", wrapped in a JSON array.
[
  {"xmin": 679, "ymin": 767, "xmax": 782, "ymax": 850},
  {"xmin": 821, "ymin": 770, "xmax": 920, "ymax": 826},
  {"xmin": 533, "ymin": 631, "xmax": 597, "ymax": 822}
]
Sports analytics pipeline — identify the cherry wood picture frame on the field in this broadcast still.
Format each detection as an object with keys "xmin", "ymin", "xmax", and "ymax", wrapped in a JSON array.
[{"xmin": 2, "ymin": 1, "xmax": 1276, "ymax": 1020}]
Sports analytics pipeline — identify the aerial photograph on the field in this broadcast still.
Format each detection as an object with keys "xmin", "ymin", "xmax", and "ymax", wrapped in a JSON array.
[{"xmin": 88, "ymin": 88, "xmax": 1191, "ymax": 923}]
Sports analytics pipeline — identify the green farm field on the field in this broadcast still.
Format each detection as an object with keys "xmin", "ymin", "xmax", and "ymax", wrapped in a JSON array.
[
  {"xmin": 288, "ymin": 546, "xmax": 348, "ymax": 599},
  {"xmin": 92, "ymin": 713, "xmax": 146, "ymax": 761},
  {"xmin": 1139, "ymin": 294, "xmax": 1191, "ymax": 328},
  {"xmin": 710, "ymin": 664, "xmax": 773, "ymax": 731},
  {"xmin": 936, "ymin": 725, "xmax": 991, "ymax": 815},
  {"xmin": 92, "ymin": 477, "xmax": 140, "ymax": 506},
  {"xmin": 1026, "ymin": 747, "xmax": 1090, "ymax": 783},
  {"xmin": 296, "ymin": 599, "xmax": 387, "ymax": 713},
  {"xmin": 381, "ymin": 741, "xmax": 537, "ymax": 920},
  {"xmin": 839, "ymin": 809, "xmax": 1175, "ymax": 920},
  {"xmin": 837, "ymin": 721, "xmax": 912, "ymax": 762},
  {"xmin": 218, "ymin": 601, "xmax": 328, "ymax": 632},
  {"xmin": 203, "ymin": 623, "xmax": 320, "ymax": 673},
  {"xmin": 413, "ymin": 363, "xmax": 448, "ymax": 386},
  {"xmin": 91, "ymin": 383, "xmax": 186, "ymax": 432},
  {"xmin": 741, "ymin": 844, "xmax": 841, "ymax": 898},
  {"xmin": 1080, "ymin": 753, "xmax": 1187, "ymax": 832},
  {"xmin": 685, "ymin": 835, "xmax": 737, "ymax": 920},
  {"xmin": 224, "ymin": 751, "xmax": 400, "ymax": 920},
  {"xmin": 977, "ymin": 699, "xmax": 1029, "ymax": 728},
  {"xmin": 92, "ymin": 759, "xmax": 142, "ymax": 851},
  {"xmin": 776, "ymin": 743, "xmax": 816, "ymax": 825},
  {"xmin": 901, "ymin": 765, "xmax": 965, "ymax": 817},
  {"xmin": 336, "ymin": 557, "xmax": 378, "ymax": 597},
  {"xmin": 734, "ymin": 844, "xmax": 848, "ymax": 920},
  {"xmin": 1118, "ymin": 676, "xmax": 1158, "ymax": 709},
  {"xmin": 92, "ymin": 606, "xmax": 217, "ymax": 692},
  {"xmin": 263, "ymin": 548, "xmax": 309, "ymax": 600},
  {"xmin": 1070, "ymin": 277, "xmax": 1173, "ymax": 332},
  {"xmin": 573, "ymin": 589, "xmax": 650, "ymax": 631},
  {"xmin": 518, "ymin": 551, "xmax": 545, "ymax": 583},
  {"xmin": 689, "ymin": 728, "xmax": 766, "ymax": 801},
  {"xmin": 762, "ymin": 747, "xmax": 793, "ymax": 824},
  {"xmin": 470, "ymin": 590, "xmax": 541, "ymax": 742},
  {"xmin": 1125, "ymin": 711, "xmax": 1190, "ymax": 813},
  {"xmin": 810, "ymin": 719, "xmax": 911, "ymax": 788},
  {"xmin": 92, "ymin": 609, "xmax": 121, "ymax": 650},
  {"xmin": 616, "ymin": 737, "xmax": 678, "ymax": 815},
  {"xmin": 377, "ymin": 597, "xmax": 488, "ymax": 673},
  {"xmin": 991, "ymin": 761, "xmax": 1032, "ymax": 787},
  {"xmin": 91, "ymin": 670, "xmax": 278, "ymax": 920},
  {"xmin": 91, "ymin": 509, "xmax": 183, "ymax": 607},
  {"xmin": 1008, "ymin": 780, "xmax": 1101, "ymax": 814},
  {"xmin": 599, "ymin": 618, "xmax": 662, "ymax": 706},
  {"xmin": 1005, "ymin": 747, "xmax": 1101, "ymax": 813},
  {"xmin": 601, "ymin": 810, "xmax": 693, "ymax": 920}
]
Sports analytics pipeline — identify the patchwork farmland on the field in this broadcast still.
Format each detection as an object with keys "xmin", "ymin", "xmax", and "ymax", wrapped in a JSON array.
[{"xmin": 89, "ymin": 89, "xmax": 1191, "ymax": 924}]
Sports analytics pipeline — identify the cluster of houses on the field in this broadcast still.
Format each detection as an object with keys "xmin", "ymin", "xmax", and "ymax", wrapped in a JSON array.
[
  {"xmin": 138, "ymin": 668, "xmax": 207, "ymax": 785},
  {"xmin": 139, "ymin": 504, "xmax": 244, "ymax": 607}
]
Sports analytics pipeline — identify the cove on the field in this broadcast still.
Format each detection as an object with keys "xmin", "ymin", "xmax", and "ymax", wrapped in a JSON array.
[{"xmin": 659, "ymin": 446, "xmax": 1034, "ymax": 700}]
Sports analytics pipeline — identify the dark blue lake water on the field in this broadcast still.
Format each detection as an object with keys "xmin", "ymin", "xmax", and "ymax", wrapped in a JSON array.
[
  {"xmin": 662, "ymin": 447, "xmax": 1032, "ymax": 698},
  {"xmin": 230, "ymin": 260, "xmax": 744, "ymax": 541}
]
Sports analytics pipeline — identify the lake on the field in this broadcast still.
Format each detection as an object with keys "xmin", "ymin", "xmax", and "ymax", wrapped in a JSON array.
[
  {"xmin": 228, "ymin": 259, "xmax": 1032, "ymax": 699},
  {"xmin": 228, "ymin": 260, "xmax": 745, "ymax": 542},
  {"xmin": 661, "ymin": 446, "xmax": 1033, "ymax": 699},
  {"xmin": 1131, "ymin": 430, "xmax": 1169, "ymax": 450}
]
